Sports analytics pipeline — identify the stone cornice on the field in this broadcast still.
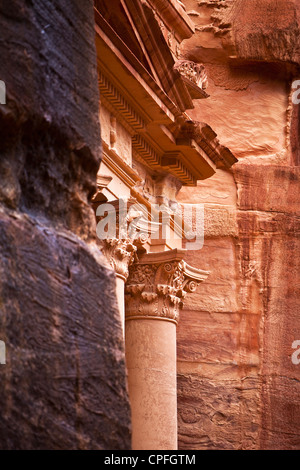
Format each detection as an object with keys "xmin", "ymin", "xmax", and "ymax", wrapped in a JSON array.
[
  {"xmin": 173, "ymin": 120, "xmax": 238, "ymax": 170},
  {"xmin": 147, "ymin": 0, "xmax": 195, "ymax": 41},
  {"xmin": 125, "ymin": 249, "xmax": 209, "ymax": 324},
  {"xmin": 98, "ymin": 70, "xmax": 147, "ymax": 134},
  {"xmin": 95, "ymin": 14, "xmax": 180, "ymax": 121},
  {"xmin": 95, "ymin": 1, "xmax": 238, "ymax": 189}
]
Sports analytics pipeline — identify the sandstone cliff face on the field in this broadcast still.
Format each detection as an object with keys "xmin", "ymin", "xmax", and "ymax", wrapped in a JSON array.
[
  {"xmin": 177, "ymin": 0, "xmax": 300, "ymax": 450},
  {"xmin": 0, "ymin": 1, "xmax": 131, "ymax": 449}
]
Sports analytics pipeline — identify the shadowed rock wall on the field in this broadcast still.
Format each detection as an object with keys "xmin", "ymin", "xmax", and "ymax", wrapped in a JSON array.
[{"xmin": 0, "ymin": 0, "xmax": 131, "ymax": 449}]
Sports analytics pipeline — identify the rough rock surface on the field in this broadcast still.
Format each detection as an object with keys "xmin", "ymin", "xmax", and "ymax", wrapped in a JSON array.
[
  {"xmin": 177, "ymin": 0, "xmax": 300, "ymax": 450},
  {"xmin": 0, "ymin": 0, "xmax": 131, "ymax": 449}
]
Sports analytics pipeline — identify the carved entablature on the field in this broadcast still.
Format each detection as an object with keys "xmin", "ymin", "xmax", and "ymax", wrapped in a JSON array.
[
  {"xmin": 98, "ymin": 70, "xmax": 147, "ymax": 135},
  {"xmin": 173, "ymin": 119, "xmax": 238, "ymax": 170},
  {"xmin": 174, "ymin": 60, "xmax": 208, "ymax": 90},
  {"xmin": 125, "ymin": 249, "xmax": 209, "ymax": 324}
]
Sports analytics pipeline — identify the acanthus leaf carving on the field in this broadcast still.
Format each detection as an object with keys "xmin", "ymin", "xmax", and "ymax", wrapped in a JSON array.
[
  {"xmin": 125, "ymin": 250, "xmax": 209, "ymax": 324},
  {"xmin": 100, "ymin": 238, "xmax": 137, "ymax": 281}
]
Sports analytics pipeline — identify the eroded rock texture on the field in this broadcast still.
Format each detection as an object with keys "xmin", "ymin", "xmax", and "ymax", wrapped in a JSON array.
[
  {"xmin": 0, "ymin": 0, "xmax": 131, "ymax": 449},
  {"xmin": 177, "ymin": 0, "xmax": 300, "ymax": 450}
]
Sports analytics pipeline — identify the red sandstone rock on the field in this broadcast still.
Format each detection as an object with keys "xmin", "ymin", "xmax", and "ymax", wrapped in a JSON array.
[
  {"xmin": 0, "ymin": 0, "xmax": 131, "ymax": 450},
  {"xmin": 177, "ymin": 0, "xmax": 300, "ymax": 450}
]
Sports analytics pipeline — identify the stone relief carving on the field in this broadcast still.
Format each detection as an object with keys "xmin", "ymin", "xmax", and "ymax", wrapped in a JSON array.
[
  {"xmin": 174, "ymin": 60, "xmax": 208, "ymax": 90},
  {"xmin": 97, "ymin": 198, "xmax": 153, "ymax": 281},
  {"xmin": 125, "ymin": 252, "xmax": 209, "ymax": 323},
  {"xmin": 101, "ymin": 238, "xmax": 137, "ymax": 281}
]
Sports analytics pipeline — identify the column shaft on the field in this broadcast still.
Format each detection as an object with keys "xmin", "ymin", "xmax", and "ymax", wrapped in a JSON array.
[{"xmin": 125, "ymin": 318, "xmax": 177, "ymax": 450}]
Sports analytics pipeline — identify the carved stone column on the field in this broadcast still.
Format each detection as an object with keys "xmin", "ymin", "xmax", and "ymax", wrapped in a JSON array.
[
  {"xmin": 125, "ymin": 249, "xmax": 209, "ymax": 450},
  {"xmin": 96, "ymin": 197, "xmax": 152, "ymax": 335},
  {"xmin": 101, "ymin": 238, "xmax": 137, "ymax": 334}
]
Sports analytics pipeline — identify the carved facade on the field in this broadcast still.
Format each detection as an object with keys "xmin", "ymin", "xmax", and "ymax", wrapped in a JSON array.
[
  {"xmin": 93, "ymin": 0, "xmax": 237, "ymax": 450},
  {"xmin": 93, "ymin": 0, "xmax": 300, "ymax": 451}
]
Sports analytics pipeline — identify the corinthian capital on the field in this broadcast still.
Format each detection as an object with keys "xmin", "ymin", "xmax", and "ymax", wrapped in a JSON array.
[
  {"xmin": 125, "ymin": 249, "xmax": 209, "ymax": 324},
  {"xmin": 96, "ymin": 197, "xmax": 154, "ymax": 280},
  {"xmin": 100, "ymin": 238, "xmax": 137, "ymax": 281}
]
